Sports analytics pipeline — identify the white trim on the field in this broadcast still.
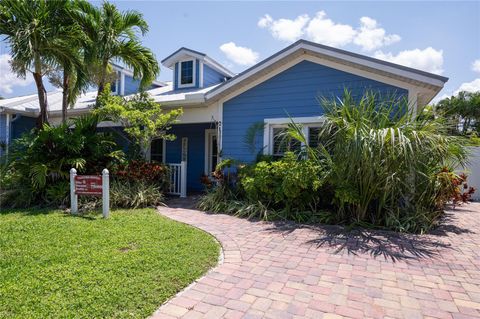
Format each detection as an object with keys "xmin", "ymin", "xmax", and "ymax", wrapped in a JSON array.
[
  {"xmin": 207, "ymin": 41, "xmax": 445, "ymax": 102},
  {"xmin": 218, "ymin": 101, "xmax": 223, "ymax": 160},
  {"xmin": 177, "ymin": 59, "xmax": 197, "ymax": 89},
  {"xmin": 120, "ymin": 72, "xmax": 125, "ymax": 96},
  {"xmin": 162, "ymin": 48, "xmax": 235, "ymax": 77},
  {"xmin": 5, "ymin": 113, "xmax": 10, "ymax": 155},
  {"xmin": 263, "ymin": 116, "xmax": 325, "ymax": 155},
  {"xmin": 204, "ymin": 129, "xmax": 217, "ymax": 175},
  {"xmin": 199, "ymin": 60, "xmax": 204, "ymax": 88}
]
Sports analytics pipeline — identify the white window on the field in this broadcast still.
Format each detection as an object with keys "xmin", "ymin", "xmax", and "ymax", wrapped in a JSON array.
[
  {"xmin": 177, "ymin": 60, "xmax": 196, "ymax": 88},
  {"xmin": 264, "ymin": 117, "xmax": 324, "ymax": 156}
]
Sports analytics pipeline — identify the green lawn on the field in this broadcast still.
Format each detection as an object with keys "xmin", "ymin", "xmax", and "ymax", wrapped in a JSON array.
[{"xmin": 0, "ymin": 208, "xmax": 220, "ymax": 319}]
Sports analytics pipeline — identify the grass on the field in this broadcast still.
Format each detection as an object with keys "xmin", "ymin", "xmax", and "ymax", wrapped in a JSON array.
[{"xmin": 0, "ymin": 208, "xmax": 220, "ymax": 319}]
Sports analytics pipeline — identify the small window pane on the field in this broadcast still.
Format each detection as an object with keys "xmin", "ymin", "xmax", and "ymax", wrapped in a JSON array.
[
  {"xmin": 180, "ymin": 61, "xmax": 193, "ymax": 85},
  {"xmin": 308, "ymin": 127, "xmax": 321, "ymax": 148},
  {"xmin": 151, "ymin": 139, "xmax": 163, "ymax": 162},
  {"xmin": 272, "ymin": 127, "xmax": 300, "ymax": 157}
]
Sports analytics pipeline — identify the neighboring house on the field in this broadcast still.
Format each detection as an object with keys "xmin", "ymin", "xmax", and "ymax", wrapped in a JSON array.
[{"xmin": 0, "ymin": 39, "xmax": 448, "ymax": 193}]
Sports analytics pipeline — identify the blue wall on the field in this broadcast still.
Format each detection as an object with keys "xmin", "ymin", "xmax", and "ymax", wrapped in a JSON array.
[
  {"xmin": 123, "ymin": 74, "xmax": 142, "ymax": 96},
  {"xmin": 204, "ymin": 64, "xmax": 226, "ymax": 87},
  {"xmin": 165, "ymin": 123, "xmax": 213, "ymax": 191},
  {"xmin": 11, "ymin": 115, "xmax": 36, "ymax": 140},
  {"xmin": 173, "ymin": 59, "xmax": 201, "ymax": 90},
  {"xmin": 222, "ymin": 60, "xmax": 408, "ymax": 162}
]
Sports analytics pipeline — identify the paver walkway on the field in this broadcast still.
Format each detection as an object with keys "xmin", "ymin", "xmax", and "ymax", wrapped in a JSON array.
[{"xmin": 152, "ymin": 202, "xmax": 480, "ymax": 319}]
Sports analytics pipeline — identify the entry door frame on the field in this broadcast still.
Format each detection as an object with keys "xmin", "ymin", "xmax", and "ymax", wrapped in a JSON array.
[{"xmin": 204, "ymin": 129, "xmax": 218, "ymax": 176}]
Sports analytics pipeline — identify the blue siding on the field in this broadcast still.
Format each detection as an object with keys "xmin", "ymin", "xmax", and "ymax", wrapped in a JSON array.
[
  {"xmin": 173, "ymin": 59, "xmax": 200, "ymax": 90},
  {"xmin": 165, "ymin": 123, "xmax": 213, "ymax": 191},
  {"xmin": 203, "ymin": 64, "xmax": 226, "ymax": 87},
  {"xmin": 0, "ymin": 114, "xmax": 6, "ymax": 156},
  {"xmin": 222, "ymin": 60, "xmax": 408, "ymax": 162},
  {"xmin": 11, "ymin": 115, "xmax": 36, "ymax": 140}
]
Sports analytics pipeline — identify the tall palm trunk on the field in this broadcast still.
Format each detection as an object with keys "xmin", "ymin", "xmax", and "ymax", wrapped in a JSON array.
[
  {"xmin": 61, "ymin": 69, "xmax": 70, "ymax": 124},
  {"xmin": 33, "ymin": 54, "xmax": 48, "ymax": 128},
  {"xmin": 96, "ymin": 60, "xmax": 109, "ymax": 101}
]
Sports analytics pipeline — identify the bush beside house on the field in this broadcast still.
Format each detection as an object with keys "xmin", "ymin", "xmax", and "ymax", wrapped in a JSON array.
[{"xmin": 200, "ymin": 92, "xmax": 475, "ymax": 233}]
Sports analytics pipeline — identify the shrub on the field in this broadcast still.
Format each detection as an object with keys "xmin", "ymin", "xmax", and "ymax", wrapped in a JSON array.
[
  {"xmin": 240, "ymin": 152, "xmax": 328, "ymax": 213},
  {"xmin": 200, "ymin": 91, "xmax": 473, "ymax": 233},
  {"xmin": 115, "ymin": 160, "xmax": 169, "ymax": 191},
  {"xmin": 0, "ymin": 114, "xmax": 124, "ymax": 208},
  {"xmin": 110, "ymin": 179, "xmax": 164, "ymax": 209}
]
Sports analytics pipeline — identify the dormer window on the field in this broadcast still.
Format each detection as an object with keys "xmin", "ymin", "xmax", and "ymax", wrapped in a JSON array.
[{"xmin": 178, "ymin": 60, "xmax": 196, "ymax": 88}]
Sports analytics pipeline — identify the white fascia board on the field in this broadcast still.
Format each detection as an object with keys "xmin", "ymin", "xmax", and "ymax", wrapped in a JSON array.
[
  {"xmin": 206, "ymin": 42, "xmax": 445, "ymax": 101},
  {"xmin": 163, "ymin": 50, "xmax": 206, "ymax": 69}
]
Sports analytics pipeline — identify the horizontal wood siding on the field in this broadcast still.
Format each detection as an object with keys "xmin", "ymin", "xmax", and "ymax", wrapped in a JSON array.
[
  {"xmin": 222, "ymin": 60, "xmax": 407, "ymax": 162},
  {"xmin": 165, "ymin": 123, "xmax": 213, "ymax": 191},
  {"xmin": 203, "ymin": 64, "xmax": 225, "ymax": 87}
]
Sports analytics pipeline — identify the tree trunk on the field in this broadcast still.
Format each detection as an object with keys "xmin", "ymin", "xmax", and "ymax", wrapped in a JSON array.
[
  {"xmin": 33, "ymin": 53, "xmax": 48, "ymax": 128},
  {"xmin": 33, "ymin": 72, "xmax": 48, "ymax": 128},
  {"xmin": 96, "ymin": 60, "xmax": 109, "ymax": 104},
  {"xmin": 62, "ymin": 70, "xmax": 70, "ymax": 124}
]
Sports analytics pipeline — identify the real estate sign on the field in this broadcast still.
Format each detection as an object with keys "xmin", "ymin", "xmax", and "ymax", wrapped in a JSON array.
[{"xmin": 70, "ymin": 168, "xmax": 110, "ymax": 218}]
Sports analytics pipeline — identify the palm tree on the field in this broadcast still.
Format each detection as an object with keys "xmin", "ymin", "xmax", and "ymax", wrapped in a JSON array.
[
  {"xmin": 0, "ymin": 0, "xmax": 85, "ymax": 127},
  {"xmin": 74, "ymin": 1, "xmax": 159, "ymax": 98}
]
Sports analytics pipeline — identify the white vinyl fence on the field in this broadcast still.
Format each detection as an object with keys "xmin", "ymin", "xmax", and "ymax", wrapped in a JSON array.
[
  {"xmin": 464, "ymin": 147, "xmax": 480, "ymax": 201},
  {"xmin": 166, "ymin": 161, "xmax": 187, "ymax": 198}
]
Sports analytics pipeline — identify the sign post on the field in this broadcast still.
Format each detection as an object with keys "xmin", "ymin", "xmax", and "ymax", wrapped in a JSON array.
[
  {"xmin": 70, "ymin": 168, "xmax": 110, "ymax": 218},
  {"xmin": 102, "ymin": 169, "xmax": 110, "ymax": 218},
  {"xmin": 70, "ymin": 168, "xmax": 78, "ymax": 214}
]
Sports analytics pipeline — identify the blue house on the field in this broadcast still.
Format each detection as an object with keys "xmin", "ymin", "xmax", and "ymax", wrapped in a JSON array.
[{"xmin": 0, "ymin": 40, "xmax": 448, "ymax": 194}]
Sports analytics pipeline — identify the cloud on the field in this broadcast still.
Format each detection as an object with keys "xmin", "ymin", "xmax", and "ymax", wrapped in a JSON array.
[
  {"xmin": 472, "ymin": 59, "xmax": 480, "ymax": 73},
  {"xmin": 258, "ymin": 14, "xmax": 309, "ymax": 42},
  {"xmin": 257, "ymin": 11, "xmax": 400, "ymax": 51},
  {"xmin": 0, "ymin": 54, "xmax": 33, "ymax": 95},
  {"xmin": 305, "ymin": 11, "xmax": 357, "ymax": 47},
  {"xmin": 354, "ymin": 17, "xmax": 401, "ymax": 51},
  {"xmin": 374, "ymin": 47, "xmax": 444, "ymax": 74},
  {"xmin": 454, "ymin": 78, "xmax": 480, "ymax": 95},
  {"xmin": 219, "ymin": 42, "xmax": 259, "ymax": 66}
]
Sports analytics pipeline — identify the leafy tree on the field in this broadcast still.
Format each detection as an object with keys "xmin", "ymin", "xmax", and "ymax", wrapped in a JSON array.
[
  {"xmin": 436, "ymin": 91, "xmax": 480, "ymax": 135},
  {"xmin": 0, "ymin": 0, "xmax": 85, "ymax": 127},
  {"xmin": 94, "ymin": 86, "xmax": 182, "ymax": 158},
  {"xmin": 74, "ymin": 1, "xmax": 159, "ymax": 98}
]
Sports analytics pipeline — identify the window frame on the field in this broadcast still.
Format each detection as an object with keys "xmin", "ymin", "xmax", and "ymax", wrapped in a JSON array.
[
  {"xmin": 149, "ymin": 138, "xmax": 166, "ymax": 163},
  {"xmin": 264, "ymin": 116, "xmax": 325, "ymax": 156},
  {"xmin": 177, "ymin": 59, "xmax": 196, "ymax": 88}
]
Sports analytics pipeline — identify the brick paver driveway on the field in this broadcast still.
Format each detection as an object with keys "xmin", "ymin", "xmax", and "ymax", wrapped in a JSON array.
[{"xmin": 152, "ymin": 202, "xmax": 480, "ymax": 319}]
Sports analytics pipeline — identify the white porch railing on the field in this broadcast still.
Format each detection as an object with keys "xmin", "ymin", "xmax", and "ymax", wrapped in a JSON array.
[{"xmin": 166, "ymin": 161, "xmax": 187, "ymax": 197}]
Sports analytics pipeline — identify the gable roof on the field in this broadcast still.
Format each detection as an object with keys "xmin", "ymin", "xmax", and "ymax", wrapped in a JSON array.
[
  {"xmin": 205, "ymin": 39, "xmax": 448, "ymax": 104},
  {"xmin": 161, "ymin": 47, "xmax": 235, "ymax": 78}
]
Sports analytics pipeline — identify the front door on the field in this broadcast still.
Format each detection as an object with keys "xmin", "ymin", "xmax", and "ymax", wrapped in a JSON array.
[{"xmin": 205, "ymin": 129, "xmax": 218, "ymax": 176}]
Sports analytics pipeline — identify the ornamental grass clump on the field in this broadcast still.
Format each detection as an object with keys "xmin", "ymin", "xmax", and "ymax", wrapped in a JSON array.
[{"xmin": 293, "ymin": 91, "xmax": 469, "ymax": 232}]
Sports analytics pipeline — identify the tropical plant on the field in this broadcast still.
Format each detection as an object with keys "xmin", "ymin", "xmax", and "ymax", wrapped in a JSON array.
[
  {"xmin": 94, "ymin": 86, "xmax": 182, "ymax": 158},
  {"xmin": 287, "ymin": 91, "xmax": 468, "ymax": 232},
  {"xmin": 0, "ymin": 0, "xmax": 86, "ymax": 126},
  {"xmin": 73, "ymin": 1, "xmax": 159, "ymax": 97},
  {"xmin": 0, "ymin": 113, "xmax": 124, "ymax": 207},
  {"xmin": 436, "ymin": 91, "xmax": 480, "ymax": 135},
  {"xmin": 110, "ymin": 179, "xmax": 164, "ymax": 209}
]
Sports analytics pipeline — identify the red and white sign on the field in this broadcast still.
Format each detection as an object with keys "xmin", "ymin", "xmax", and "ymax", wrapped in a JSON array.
[{"xmin": 74, "ymin": 175, "xmax": 102, "ymax": 195}]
